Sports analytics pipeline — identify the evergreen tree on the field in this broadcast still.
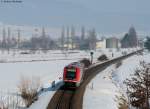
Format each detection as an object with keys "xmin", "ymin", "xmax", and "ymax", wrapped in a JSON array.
[
  {"xmin": 121, "ymin": 33, "xmax": 129, "ymax": 48},
  {"xmin": 144, "ymin": 37, "xmax": 150, "ymax": 51},
  {"xmin": 128, "ymin": 26, "xmax": 138, "ymax": 47},
  {"xmin": 121, "ymin": 26, "xmax": 138, "ymax": 48}
]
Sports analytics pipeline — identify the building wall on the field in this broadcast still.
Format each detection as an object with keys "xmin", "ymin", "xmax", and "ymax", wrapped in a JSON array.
[
  {"xmin": 96, "ymin": 39, "xmax": 106, "ymax": 49},
  {"xmin": 106, "ymin": 37, "xmax": 119, "ymax": 48},
  {"xmin": 64, "ymin": 43, "xmax": 79, "ymax": 49}
]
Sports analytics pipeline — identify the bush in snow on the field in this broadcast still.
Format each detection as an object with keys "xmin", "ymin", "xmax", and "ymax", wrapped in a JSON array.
[
  {"xmin": 124, "ymin": 61, "xmax": 150, "ymax": 109},
  {"xmin": 115, "ymin": 61, "xmax": 122, "ymax": 68},
  {"xmin": 97, "ymin": 54, "xmax": 108, "ymax": 61},
  {"xmin": 17, "ymin": 76, "xmax": 41, "ymax": 107},
  {"xmin": 80, "ymin": 58, "xmax": 91, "ymax": 67}
]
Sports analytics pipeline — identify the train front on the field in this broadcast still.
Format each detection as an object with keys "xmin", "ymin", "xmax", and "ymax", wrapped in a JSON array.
[{"xmin": 63, "ymin": 65, "xmax": 81, "ymax": 87}]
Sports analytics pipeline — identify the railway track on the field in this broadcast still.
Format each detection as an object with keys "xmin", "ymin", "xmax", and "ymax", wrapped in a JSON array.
[
  {"xmin": 47, "ymin": 49, "xmax": 143, "ymax": 109},
  {"xmin": 47, "ymin": 87, "xmax": 75, "ymax": 109}
]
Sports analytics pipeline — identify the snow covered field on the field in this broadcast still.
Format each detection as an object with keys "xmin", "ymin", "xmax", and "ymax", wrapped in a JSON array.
[
  {"xmin": 0, "ymin": 48, "xmax": 135, "ymax": 91},
  {"xmin": 0, "ymin": 48, "xmax": 136, "ymax": 63}
]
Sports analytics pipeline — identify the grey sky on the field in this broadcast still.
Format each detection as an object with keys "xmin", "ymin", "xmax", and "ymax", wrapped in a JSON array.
[{"xmin": 0, "ymin": 0, "xmax": 150, "ymax": 35}]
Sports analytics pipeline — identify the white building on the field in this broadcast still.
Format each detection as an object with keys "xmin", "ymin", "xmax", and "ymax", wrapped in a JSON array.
[{"xmin": 96, "ymin": 38, "xmax": 106, "ymax": 49}]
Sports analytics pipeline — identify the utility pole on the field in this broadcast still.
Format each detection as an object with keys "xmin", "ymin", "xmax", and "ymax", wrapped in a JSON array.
[{"xmin": 90, "ymin": 51, "xmax": 94, "ymax": 64}]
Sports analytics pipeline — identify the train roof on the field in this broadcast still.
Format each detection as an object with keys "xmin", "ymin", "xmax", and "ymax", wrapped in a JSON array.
[{"xmin": 65, "ymin": 62, "xmax": 84, "ymax": 68}]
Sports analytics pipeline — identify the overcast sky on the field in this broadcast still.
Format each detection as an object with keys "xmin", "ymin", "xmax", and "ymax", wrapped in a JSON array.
[{"xmin": 0, "ymin": 0, "xmax": 150, "ymax": 35}]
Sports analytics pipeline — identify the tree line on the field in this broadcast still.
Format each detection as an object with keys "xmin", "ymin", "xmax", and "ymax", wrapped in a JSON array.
[{"xmin": 0, "ymin": 26, "xmax": 97, "ymax": 51}]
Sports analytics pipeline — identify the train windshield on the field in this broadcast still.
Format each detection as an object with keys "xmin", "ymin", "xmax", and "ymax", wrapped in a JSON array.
[{"xmin": 66, "ymin": 69, "xmax": 76, "ymax": 79}]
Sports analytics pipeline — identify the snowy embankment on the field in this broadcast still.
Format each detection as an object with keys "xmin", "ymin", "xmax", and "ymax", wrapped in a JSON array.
[
  {"xmin": 112, "ymin": 51, "xmax": 150, "ymax": 95},
  {"xmin": 83, "ymin": 65, "xmax": 119, "ymax": 109},
  {"xmin": 83, "ymin": 51, "xmax": 150, "ymax": 109}
]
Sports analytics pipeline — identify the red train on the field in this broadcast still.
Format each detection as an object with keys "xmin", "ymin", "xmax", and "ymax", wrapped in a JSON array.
[{"xmin": 63, "ymin": 62, "xmax": 84, "ymax": 87}]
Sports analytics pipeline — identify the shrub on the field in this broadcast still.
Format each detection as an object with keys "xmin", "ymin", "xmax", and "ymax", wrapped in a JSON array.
[
  {"xmin": 80, "ymin": 58, "xmax": 91, "ymax": 67},
  {"xmin": 18, "ymin": 76, "xmax": 41, "ymax": 107},
  {"xmin": 115, "ymin": 61, "xmax": 122, "ymax": 68},
  {"xmin": 97, "ymin": 54, "xmax": 108, "ymax": 61}
]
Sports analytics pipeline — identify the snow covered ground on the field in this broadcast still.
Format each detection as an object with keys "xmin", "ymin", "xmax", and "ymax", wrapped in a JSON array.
[
  {"xmin": 83, "ymin": 51, "xmax": 150, "ymax": 109},
  {"xmin": 0, "ymin": 59, "xmax": 74, "ymax": 109},
  {"xmin": 0, "ymin": 49, "xmax": 113, "ymax": 91},
  {"xmin": 112, "ymin": 51, "xmax": 150, "ymax": 94},
  {"xmin": 0, "ymin": 48, "xmax": 140, "ymax": 109},
  {"xmin": 0, "ymin": 48, "xmax": 135, "ymax": 92},
  {"xmin": 83, "ymin": 65, "xmax": 119, "ymax": 109},
  {"xmin": 0, "ymin": 48, "xmax": 137, "ymax": 63}
]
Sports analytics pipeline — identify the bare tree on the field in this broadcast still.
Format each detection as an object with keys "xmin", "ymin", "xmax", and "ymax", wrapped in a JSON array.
[
  {"xmin": 71, "ymin": 26, "xmax": 75, "ymax": 50},
  {"xmin": 17, "ymin": 76, "xmax": 41, "ymax": 107},
  {"xmin": 17, "ymin": 29, "xmax": 21, "ymax": 49},
  {"xmin": 124, "ymin": 61, "xmax": 150, "ymax": 109},
  {"xmin": 7, "ymin": 27, "xmax": 11, "ymax": 54},
  {"xmin": 61, "ymin": 26, "xmax": 65, "ymax": 50},
  {"xmin": 88, "ymin": 28, "xmax": 97, "ymax": 50},
  {"xmin": 81, "ymin": 26, "xmax": 85, "ymax": 41},
  {"xmin": 66, "ymin": 26, "xmax": 70, "ymax": 50},
  {"xmin": 2, "ymin": 28, "xmax": 7, "ymax": 50}
]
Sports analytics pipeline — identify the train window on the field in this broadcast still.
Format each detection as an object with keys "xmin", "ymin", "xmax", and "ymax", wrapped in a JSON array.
[{"xmin": 66, "ymin": 69, "xmax": 76, "ymax": 79}]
